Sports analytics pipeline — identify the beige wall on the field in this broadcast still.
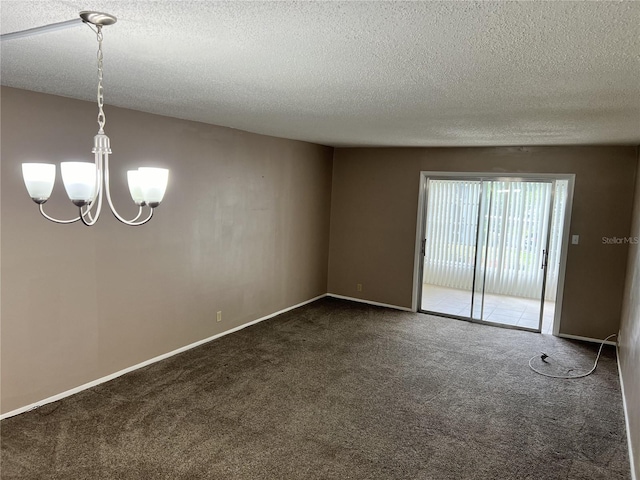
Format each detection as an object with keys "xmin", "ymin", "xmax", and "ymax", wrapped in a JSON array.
[
  {"xmin": 0, "ymin": 87, "xmax": 333, "ymax": 414},
  {"xmin": 619, "ymin": 150, "xmax": 640, "ymax": 479},
  {"xmin": 328, "ymin": 146, "xmax": 637, "ymax": 339}
]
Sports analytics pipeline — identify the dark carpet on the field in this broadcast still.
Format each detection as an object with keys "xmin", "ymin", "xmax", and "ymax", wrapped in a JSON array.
[{"xmin": 0, "ymin": 298, "xmax": 630, "ymax": 479}]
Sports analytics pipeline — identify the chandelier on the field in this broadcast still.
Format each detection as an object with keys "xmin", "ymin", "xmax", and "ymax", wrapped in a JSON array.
[{"xmin": 19, "ymin": 12, "xmax": 169, "ymax": 226}]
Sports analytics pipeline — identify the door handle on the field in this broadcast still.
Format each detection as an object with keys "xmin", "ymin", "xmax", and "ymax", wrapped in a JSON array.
[{"xmin": 541, "ymin": 249, "xmax": 549, "ymax": 269}]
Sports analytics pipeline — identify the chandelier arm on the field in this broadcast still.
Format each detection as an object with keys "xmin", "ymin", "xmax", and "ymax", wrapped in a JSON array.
[
  {"xmin": 74, "ymin": 151, "xmax": 105, "ymax": 226},
  {"xmin": 79, "ymin": 191, "xmax": 103, "ymax": 226},
  {"xmin": 79, "ymin": 207, "xmax": 92, "ymax": 226},
  {"xmin": 80, "ymin": 202, "xmax": 95, "ymax": 223},
  {"xmin": 110, "ymin": 205, "xmax": 154, "ymax": 226},
  {"xmin": 38, "ymin": 204, "xmax": 82, "ymax": 224},
  {"xmin": 80, "ymin": 205, "xmax": 94, "ymax": 222},
  {"xmin": 80, "ymin": 203, "xmax": 110, "ymax": 226},
  {"xmin": 78, "ymin": 193, "xmax": 105, "ymax": 227},
  {"xmin": 126, "ymin": 209, "xmax": 154, "ymax": 226},
  {"xmin": 103, "ymin": 153, "xmax": 154, "ymax": 226},
  {"xmin": 108, "ymin": 201, "xmax": 154, "ymax": 226},
  {"xmin": 131, "ymin": 206, "xmax": 143, "ymax": 222}
]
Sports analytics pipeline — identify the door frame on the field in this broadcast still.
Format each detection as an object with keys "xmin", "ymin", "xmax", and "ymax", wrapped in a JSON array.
[{"xmin": 412, "ymin": 171, "xmax": 575, "ymax": 336}]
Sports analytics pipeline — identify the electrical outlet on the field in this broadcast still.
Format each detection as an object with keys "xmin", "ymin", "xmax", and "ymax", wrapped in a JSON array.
[
  {"xmin": 216, "ymin": 311, "xmax": 222, "ymax": 322},
  {"xmin": 356, "ymin": 283, "xmax": 362, "ymax": 292}
]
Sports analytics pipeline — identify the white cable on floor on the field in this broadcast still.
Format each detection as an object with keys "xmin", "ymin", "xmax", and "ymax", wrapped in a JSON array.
[{"xmin": 528, "ymin": 333, "xmax": 617, "ymax": 379}]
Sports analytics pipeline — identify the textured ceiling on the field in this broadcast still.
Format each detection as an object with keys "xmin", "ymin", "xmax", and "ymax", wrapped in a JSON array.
[{"xmin": 1, "ymin": 1, "xmax": 639, "ymax": 147}]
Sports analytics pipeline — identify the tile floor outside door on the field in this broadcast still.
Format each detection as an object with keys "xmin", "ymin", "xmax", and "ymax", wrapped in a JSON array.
[{"xmin": 421, "ymin": 284, "xmax": 555, "ymax": 334}]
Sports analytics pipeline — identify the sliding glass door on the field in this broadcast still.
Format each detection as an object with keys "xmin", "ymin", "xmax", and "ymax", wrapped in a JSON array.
[
  {"xmin": 420, "ymin": 176, "xmax": 557, "ymax": 332},
  {"xmin": 471, "ymin": 179, "xmax": 553, "ymax": 329}
]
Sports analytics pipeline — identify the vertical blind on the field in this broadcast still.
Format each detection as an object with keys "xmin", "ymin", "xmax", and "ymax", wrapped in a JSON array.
[{"xmin": 423, "ymin": 179, "xmax": 567, "ymax": 301}]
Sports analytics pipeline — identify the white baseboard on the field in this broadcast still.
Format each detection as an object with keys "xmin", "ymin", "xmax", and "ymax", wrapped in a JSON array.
[
  {"xmin": 616, "ymin": 343, "xmax": 638, "ymax": 480},
  {"xmin": 327, "ymin": 293, "xmax": 413, "ymax": 312},
  {"xmin": 0, "ymin": 294, "xmax": 327, "ymax": 421},
  {"xmin": 557, "ymin": 333, "xmax": 618, "ymax": 346}
]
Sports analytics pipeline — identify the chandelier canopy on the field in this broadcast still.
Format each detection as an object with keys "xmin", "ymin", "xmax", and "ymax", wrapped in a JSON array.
[{"xmin": 20, "ymin": 11, "xmax": 169, "ymax": 226}]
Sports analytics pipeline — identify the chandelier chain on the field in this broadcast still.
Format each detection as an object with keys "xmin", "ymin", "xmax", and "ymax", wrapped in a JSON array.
[{"xmin": 96, "ymin": 25, "xmax": 105, "ymax": 133}]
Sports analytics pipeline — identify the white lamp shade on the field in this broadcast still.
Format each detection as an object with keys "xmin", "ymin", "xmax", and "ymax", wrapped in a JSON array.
[
  {"xmin": 127, "ymin": 170, "xmax": 145, "ymax": 205},
  {"xmin": 138, "ymin": 167, "xmax": 169, "ymax": 207},
  {"xmin": 61, "ymin": 162, "xmax": 97, "ymax": 206},
  {"xmin": 22, "ymin": 163, "xmax": 56, "ymax": 203}
]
